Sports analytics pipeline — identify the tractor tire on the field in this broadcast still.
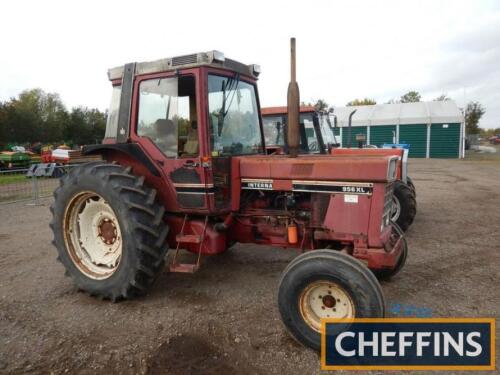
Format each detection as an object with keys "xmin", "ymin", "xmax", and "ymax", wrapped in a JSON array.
[
  {"xmin": 391, "ymin": 180, "xmax": 417, "ymax": 231},
  {"xmin": 278, "ymin": 250, "xmax": 385, "ymax": 351},
  {"xmin": 406, "ymin": 176, "xmax": 416, "ymax": 196},
  {"xmin": 373, "ymin": 223, "xmax": 408, "ymax": 280},
  {"xmin": 50, "ymin": 162, "xmax": 168, "ymax": 301}
]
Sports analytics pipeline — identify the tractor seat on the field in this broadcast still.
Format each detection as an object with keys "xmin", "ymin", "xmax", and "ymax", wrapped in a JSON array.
[{"xmin": 183, "ymin": 121, "xmax": 199, "ymax": 155}]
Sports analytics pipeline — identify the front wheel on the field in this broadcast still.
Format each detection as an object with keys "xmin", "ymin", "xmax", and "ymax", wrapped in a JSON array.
[{"xmin": 278, "ymin": 250, "xmax": 385, "ymax": 351}]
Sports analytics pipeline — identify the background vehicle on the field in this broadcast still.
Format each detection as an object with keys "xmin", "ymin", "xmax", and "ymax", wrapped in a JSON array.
[
  {"xmin": 488, "ymin": 135, "xmax": 500, "ymax": 144},
  {"xmin": 50, "ymin": 40, "xmax": 405, "ymax": 351},
  {"xmin": 262, "ymin": 107, "xmax": 417, "ymax": 230},
  {"xmin": 0, "ymin": 150, "xmax": 31, "ymax": 169}
]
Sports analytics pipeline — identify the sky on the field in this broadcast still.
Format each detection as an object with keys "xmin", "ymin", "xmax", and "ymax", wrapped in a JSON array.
[{"xmin": 0, "ymin": 0, "xmax": 499, "ymax": 129}]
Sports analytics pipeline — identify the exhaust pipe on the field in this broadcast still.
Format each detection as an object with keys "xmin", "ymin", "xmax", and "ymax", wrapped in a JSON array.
[
  {"xmin": 287, "ymin": 37, "xmax": 300, "ymax": 157},
  {"xmin": 346, "ymin": 109, "xmax": 357, "ymax": 148}
]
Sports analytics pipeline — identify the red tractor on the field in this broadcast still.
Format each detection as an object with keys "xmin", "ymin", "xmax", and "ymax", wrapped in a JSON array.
[
  {"xmin": 262, "ymin": 106, "xmax": 417, "ymax": 231},
  {"xmin": 50, "ymin": 40, "xmax": 406, "ymax": 351}
]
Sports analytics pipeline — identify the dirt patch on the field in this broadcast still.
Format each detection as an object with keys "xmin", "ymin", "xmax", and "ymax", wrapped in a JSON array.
[
  {"xmin": 147, "ymin": 334, "xmax": 260, "ymax": 375},
  {"xmin": 0, "ymin": 158, "xmax": 499, "ymax": 374}
]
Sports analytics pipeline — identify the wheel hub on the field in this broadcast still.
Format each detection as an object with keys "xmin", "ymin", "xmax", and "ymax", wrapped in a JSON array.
[
  {"xmin": 63, "ymin": 192, "xmax": 122, "ymax": 280},
  {"xmin": 299, "ymin": 280, "xmax": 355, "ymax": 332},
  {"xmin": 98, "ymin": 219, "xmax": 117, "ymax": 245},
  {"xmin": 322, "ymin": 294, "xmax": 336, "ymax": 308},
  {"xmin": 391, "ymin": 196, "xmax": 401, "ymax": 221}
]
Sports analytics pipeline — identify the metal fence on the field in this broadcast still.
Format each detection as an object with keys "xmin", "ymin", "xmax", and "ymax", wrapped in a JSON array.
[{"xmin": 0, "ymin": 164, "xmax": 77, "ymax": 204}]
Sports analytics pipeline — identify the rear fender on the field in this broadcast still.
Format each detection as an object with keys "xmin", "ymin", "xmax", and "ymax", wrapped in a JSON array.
[{"xmin": 82, "ymin": 144, "xmax": 173, "ymax": 208}]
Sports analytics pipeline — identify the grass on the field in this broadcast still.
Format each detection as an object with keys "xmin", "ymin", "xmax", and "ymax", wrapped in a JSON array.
[{"xmin": 0, "ymin": 174, "xmax": 28, "ymax": 185}]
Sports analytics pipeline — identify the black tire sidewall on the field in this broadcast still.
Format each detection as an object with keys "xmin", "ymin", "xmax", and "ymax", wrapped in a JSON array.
[
  {"xmin": 406, "ymin": 176, "xmax": 416, "ymax": 196},
  {"xmin": 53, "ymin": 167, "xmax": 144, "ymax": 296},
  {"xmin": 392, "ymin": 181, "xmax": 416, "ymax": 231},
  {"xmin": 278, "ymin": 254, "xmax": 385, "ymax": 351}
]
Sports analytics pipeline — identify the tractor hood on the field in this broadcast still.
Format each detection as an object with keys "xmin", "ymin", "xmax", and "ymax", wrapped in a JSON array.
[{"xmin": 236, "ymin": 154, "xmax": 398, "ymax": 183}]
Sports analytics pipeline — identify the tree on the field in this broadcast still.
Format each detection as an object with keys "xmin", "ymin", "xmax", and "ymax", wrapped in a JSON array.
[
  {"xmin": 346, "ymin": 98, "xmax": 377, "ymax": 106},
  {"xmin": 85, "ymin": 108, "xmax": 107, "ymax": 144},
  {"xmin": 2, "ymin": 88, "xmax": 68, "ymax": 143},
  {"xmin": 313, "ymin": 99, "xmax": 329, "ymax": 112},
  {"xmin": 434, "ymin": 94, "xmax": 450, "ymax": 101},
  {"xmin": 480, "ymin": 128, "xmax": 500, "ymax": 137},
  {"xmin": 0, "ymin": 101, "xmax": 6, "ymax": 149},
  {"xmin": 465, "ymin": 101, "xmax": 485, "ymax": 135},
  {"xmin": 66, "ymin": 107, "xmax": 107, "ymax": 145},
  {"xmin": 0, "ymin": 88, "xmax": 107, "ymax": 147},
  {"xmin": 400, "ymin": 91, "xmax": 421, "ymax": 103}
]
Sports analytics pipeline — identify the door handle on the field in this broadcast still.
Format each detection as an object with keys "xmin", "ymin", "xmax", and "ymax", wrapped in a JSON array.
[{"xmin": 183, "ymin": 160, "xmax": 199, "ymax": 168}]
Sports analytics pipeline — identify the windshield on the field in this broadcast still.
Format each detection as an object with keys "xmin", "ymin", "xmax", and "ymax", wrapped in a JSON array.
[
  {"xmin": 208, "ymin": 74, "xmax": 263, "ymax": 156},
  {"xmin": 317, "ymin": 112, "xmax": 339, "ymax": 146},
  {"xmin": 262, "ymin": 112, "xmax": 340, "ymax": 153},
  {"xmin": 261, "ymin": 112, "xmax": 321, "ymax": 152},
  {"xmin": 318, "ymin": 113, "xmax": 339, "ymax": 145},
  {"xmin": 263, "ymin": 115, "xmax": 284, "ymax": 146},
  {"xmin": 300, "ymin": 113, "xmax": 320, "ymax": 152}
]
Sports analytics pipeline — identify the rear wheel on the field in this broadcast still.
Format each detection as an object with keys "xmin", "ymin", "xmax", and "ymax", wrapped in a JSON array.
[
  {"xmin": 278, "ymin": 250, "xmax": 385, "ymax": 351},
  {"xmin": 391, "ymin": 180, "xmax": 417, "ymax": 231},
  {"xmin": 50, "ymin": 162, "xmax": 168, "ymax": 301}
]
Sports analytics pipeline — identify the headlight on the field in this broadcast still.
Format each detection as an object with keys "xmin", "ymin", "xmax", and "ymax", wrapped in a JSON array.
[
  {"xmin": 387, "ymin": 157, "xmax": 397, "ymax": 181},
  {"xmin": 213, "ymin": 50, "xmax": 225, "ymax": 62},
  {"xmin": 251, "ymin": 64, "xmax": 261, "ymax": 76}
]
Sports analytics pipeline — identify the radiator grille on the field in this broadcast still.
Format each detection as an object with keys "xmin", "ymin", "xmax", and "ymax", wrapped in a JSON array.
[
  {"xmin": 382, "ymin": 183, "xmax": 394, "ymax": 228},
  {"xmin": 172, "ymin": 54, "xmax": 198, "ymax": 66}
]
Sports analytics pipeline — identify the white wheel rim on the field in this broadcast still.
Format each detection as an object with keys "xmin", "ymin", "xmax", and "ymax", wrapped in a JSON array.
[
  {"xmin": 299, "ymin": 281, "xmax": 355, "ymax": 332},
  {"xmin": 63, "ymin": 192, "xmax": 122, "ymax": 280},
  {"xmin": 391, "ymin": 196, "xmax": 401, "ymax": 221}
]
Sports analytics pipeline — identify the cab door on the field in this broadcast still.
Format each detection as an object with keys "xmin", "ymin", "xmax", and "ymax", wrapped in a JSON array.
[
  {"xmin": 131, "ymin": 70, "xmax": 210, "ymax": 212},
  {"xmin": 204, "ymin": 70, "xmax": 265, "ymax": 213}
]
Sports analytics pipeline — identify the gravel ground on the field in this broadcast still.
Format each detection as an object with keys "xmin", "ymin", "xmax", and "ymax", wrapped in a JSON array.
[{"xmin": 0, "ymin": 158, "xmax": 499, "ymax": 374}]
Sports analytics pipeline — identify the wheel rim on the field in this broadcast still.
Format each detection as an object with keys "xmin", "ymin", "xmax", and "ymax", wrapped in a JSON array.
[
  {"xmin": 299, "ymin": 280, "xmax": 355, "ymax": 332},
  {"xmin": 391, "ymin": 196, "xmax": 401, "ymax": 221},
  {"xmin": 63, "ymin": 192, "xmax": 122, "ymax": 280}
]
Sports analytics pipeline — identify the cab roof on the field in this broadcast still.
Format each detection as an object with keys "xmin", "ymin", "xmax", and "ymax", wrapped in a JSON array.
[
  {"xmin": 261, "ymin": 106, "xmax": 315, "ymax": 116},
  {"xmin": 108, "ymin": 51, "xmax": 260, "ymax": 81}
]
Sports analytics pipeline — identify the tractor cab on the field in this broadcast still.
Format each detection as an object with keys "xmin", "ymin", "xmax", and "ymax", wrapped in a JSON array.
[{"xmin": 95, "ymin": 51, "xmax": 264, "ymax": 214}]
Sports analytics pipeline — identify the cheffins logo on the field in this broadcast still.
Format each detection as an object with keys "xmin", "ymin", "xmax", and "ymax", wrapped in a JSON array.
[{"xmin": 321, "ymin": 318, "xmax": 495, "ymax": 370}]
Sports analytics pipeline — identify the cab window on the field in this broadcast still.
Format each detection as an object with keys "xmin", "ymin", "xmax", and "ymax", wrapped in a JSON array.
[
  {"xmin": 207, "ymin": 74, "xmax": 263, "ymax": 156},
  {"xmin": 137, "ymin": 75, "xmax": 198, "ymax": 157},
  {"xmin": 300, "ymin": 113, "xmax": 319, "ymax": 152},
  {"xmin": 263, "ymin": 115, "xmax": 285, "ymax": 146},
  {"xmin": 104, "ymin": 85, "xmax": 121, "ymax": 139}
]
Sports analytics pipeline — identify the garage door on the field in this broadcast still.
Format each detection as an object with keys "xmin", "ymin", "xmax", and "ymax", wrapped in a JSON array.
[
  {"xmin": 399, "ymin": 124, "xmax": 427, "ymax": 158},
  {"xmin": 342, "ymin": 126, "xmax": 367, "ymax": 147},
  {"xmin": 430, "ymin": 123, "xmax": 461, "ymax": 158},
  {"xmin": 370, "ymin": 125, "xmax": 396, "ymax": 147}
]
